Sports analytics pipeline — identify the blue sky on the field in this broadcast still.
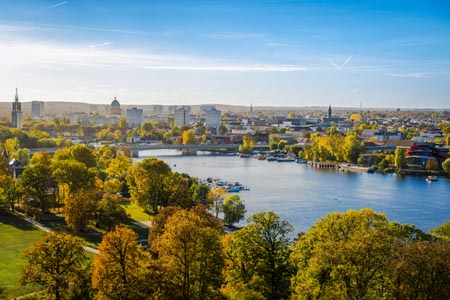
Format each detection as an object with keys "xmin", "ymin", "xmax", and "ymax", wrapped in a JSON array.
[{"xmin": 0, "ymin": 0, "xmax": 449, "ymax": 108}]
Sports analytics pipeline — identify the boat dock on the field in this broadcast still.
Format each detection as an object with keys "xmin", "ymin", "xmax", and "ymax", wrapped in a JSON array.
[{"xmin": 307, "ymin": 161, "xmax": 338, "ymax": 169}]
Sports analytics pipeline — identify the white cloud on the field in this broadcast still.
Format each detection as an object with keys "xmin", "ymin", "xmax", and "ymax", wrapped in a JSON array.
[
  {"xmin": 384, "ymin": 72, "xmax": 430, "ymax": 78},
  {"xmin": 24, "ymin": 1, "xmax": 69, "ymax": 16}
]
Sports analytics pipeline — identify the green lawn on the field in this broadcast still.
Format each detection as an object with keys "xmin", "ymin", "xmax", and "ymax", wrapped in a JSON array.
[
  {"xmin": 0, "ymin": 211, "xmax": 45, "ymax": 299},
  {"xmin": 122, "ymin": 202, "xmax": 153, "ymax": 222}
]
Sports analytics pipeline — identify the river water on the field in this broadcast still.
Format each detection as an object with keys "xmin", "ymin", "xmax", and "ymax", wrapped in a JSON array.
[{"xmin": 139, "ymin": 150, "xmax": 450, "ymax": 236}]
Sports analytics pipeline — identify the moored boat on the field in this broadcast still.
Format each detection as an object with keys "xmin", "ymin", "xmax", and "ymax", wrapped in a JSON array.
[{"xmin": 426, "ymin": 175, "xmax": 438, "ymax": 182}]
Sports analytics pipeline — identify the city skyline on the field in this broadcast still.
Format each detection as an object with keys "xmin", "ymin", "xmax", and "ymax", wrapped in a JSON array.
[{"xmin": 0, "ymin": 0, "xmax": 449, "ymax": 108}]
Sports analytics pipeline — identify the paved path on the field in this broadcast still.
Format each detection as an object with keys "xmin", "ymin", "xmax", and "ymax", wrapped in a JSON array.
[{"xmin": 15, "ymin": 212, "xmax": 99, "ymax": 254}]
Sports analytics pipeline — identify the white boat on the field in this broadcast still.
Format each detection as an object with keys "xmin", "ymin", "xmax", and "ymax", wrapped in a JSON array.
[{"xmin": 426, "ymin": 175, "xmax": 438, "ymax": 182}]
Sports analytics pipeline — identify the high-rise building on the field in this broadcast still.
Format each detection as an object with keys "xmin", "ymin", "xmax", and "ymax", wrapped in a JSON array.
[
  {"xmin": 168, "ymin": 105, "xmax": 177, "ymax": 115},
  {"xmin": 11, "ymin": 88, "xmax": 23, "ymax": 128},
  {"xmin": 126, "ymin": 107, "xmax": 143, "ymax": 128},
  {"xmin": 153, "ymin": 105, "xmax": 163, "ymax": 115},
  {"xmin": 31, "ymin": 101, "xmax": 44, "ymax": 119},
  {"xmin": 174, "ymin": 106, "xmax": 190, "ymax": 126},
  {"xmin": 205, "ymin": 108, "xmax": 222, "ymax": 134}
]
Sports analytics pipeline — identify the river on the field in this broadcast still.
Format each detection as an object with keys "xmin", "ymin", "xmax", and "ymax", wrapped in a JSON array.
[{"xmin": 139, "ymin": 150, "xmax": 450, "ymax": 236}]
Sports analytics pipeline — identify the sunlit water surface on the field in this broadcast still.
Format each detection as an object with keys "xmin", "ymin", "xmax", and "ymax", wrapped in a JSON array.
[{"xmin": 139, "ymin": 151, "xmax": 450, "ymax": 236}]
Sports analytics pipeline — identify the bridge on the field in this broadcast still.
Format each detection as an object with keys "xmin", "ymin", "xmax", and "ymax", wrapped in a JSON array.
[{"xmin": 28, "ymin": 143, "xmax": 269, "ymax": 157}]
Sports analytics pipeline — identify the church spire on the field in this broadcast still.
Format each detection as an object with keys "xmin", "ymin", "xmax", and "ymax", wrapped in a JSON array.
[
  {"xmin": 15, "ymin": 88, "xmax": 19, "ymax": 102},
  {"xmin": 328, "ymin": 105, "xmax": 332, "ymax": 118}
]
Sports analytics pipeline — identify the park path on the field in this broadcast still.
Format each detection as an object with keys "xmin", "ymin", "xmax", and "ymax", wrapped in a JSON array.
[{"xmin": 15, "ymin": 212, "xmax": 99, "ymax": 254}]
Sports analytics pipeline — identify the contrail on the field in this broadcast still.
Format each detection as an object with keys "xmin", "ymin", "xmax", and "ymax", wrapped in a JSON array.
[
  {"xmin": 24, "ymin": 1, "xmax": 69, "ymax": 16},
  {"xmin": 327, "ymin": 54, "xmax": 353, "ymax": 70}
]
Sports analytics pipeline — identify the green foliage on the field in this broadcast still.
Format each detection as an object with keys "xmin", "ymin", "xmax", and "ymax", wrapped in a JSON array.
[
  {"xmin": 443, "ymin": 158, "xmax": 450, "ymax": 175},
  {"xmin": 431, "ymin": 220, "xmax": 450, "ymax": 241},
  {"xmin": 20, "ymin": 163, "xmax": 53, "ymax": 212},
  {"xmin": 222, "ymin": 211, "xmax": 293, "ymax": 300},
  {"xmin": 64, "ymin": 189, "xmax": 99, "ymax": 232},
  {"xmin": 96, "ymin": 193, "xmax": 128, "ymax": 230},
  {"xmin": 223, "ymin": 194, "xmax": 246, "ymax": 227},
  {"xmin": 394, "ymin": 147, "xmax": 407, "ymax": 170}
]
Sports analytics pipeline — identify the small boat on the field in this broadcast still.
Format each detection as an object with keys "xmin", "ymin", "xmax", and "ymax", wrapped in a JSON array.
[
  {"xmin": 277, "ymin": 157, "xmax": 296, "ymax": 162},
  {"xmin": 226, "ymin": 186, "xmax": 241, "ymax": 192},
  {"xmin": 296, "ymin": 159, "xmax": 307, "ymax": 164},
  {"xmin": 239, "ymin": 153, "xmax": 251, "ymax": 158},
  {"xmin": 426, "ymin": 175, "xmax": 438, "ymax": 182},
  {"xmin": 266, "ymin": 156, "xmax": 277, "ymax": 162}
]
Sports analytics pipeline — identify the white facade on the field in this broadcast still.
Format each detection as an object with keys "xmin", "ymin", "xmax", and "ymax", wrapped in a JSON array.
[
  {"xmin": 205, "ymin": 108, "xmax": 221, "ymax": 132},
  {"xmin": 174, "ymin": 106, "xmax": 191, "ymax": 126},
  {"xmin": 126, "ymin": 107, "xmax": 143, "ymax": 128},
  {"xmin": 31, "ymin": 101, "xmax": 44, "ymax": 119}
]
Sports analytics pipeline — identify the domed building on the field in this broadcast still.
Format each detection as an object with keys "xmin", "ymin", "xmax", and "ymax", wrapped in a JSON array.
[{"xmin": 110, "ymin": 96, "xmax": 121, "ymax": 115}]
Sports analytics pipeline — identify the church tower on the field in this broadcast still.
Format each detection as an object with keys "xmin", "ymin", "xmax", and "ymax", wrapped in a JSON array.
[
  {"xmin": 11, "ymin": 88, "xmax": 23, "ymax": 128},
  {"xmin": 328, "ymin": 105, "xmax": 332, "ymax": 118}
]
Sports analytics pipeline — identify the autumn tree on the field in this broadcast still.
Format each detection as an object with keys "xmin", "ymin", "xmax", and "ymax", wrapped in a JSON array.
[
  {"xmin": 92, "ymin": 226, "xmax": 155, "ymax": 300},
  {"xmin": 388, "ymin": 239, "xmax": 450, "ymax": 300},
  {"xmin": 291, "ymin": 209, "xmax": 399, "ymax": 300},
  {"xmin": 96, "ymin": 193, "xmax": 128, "ymax": 231},
  {"xmin": 0, "ymin": 174, "xmax": 23, "ymax": 211},
  {"xmin": 152, "ymin": 207, "xmax": 224, "ymax": 300},
  {"xmin": 126, "ymin": 158, "xmax": 171, "ymax": 213},
  {"xmin": 208, "ymin": 187, "xmax": 228, "ymax": 218},
  {"xmin": 222, "ymin": 211, "xmax": 293, "ymax": 300},
  {"xmin": 105, "ymin": 154, "xmax": 131, "ymax": 179},
  {"xmin": 64, "ymin": 189, "xmax": 99, "ymax": 232},
  {"xmin": 20, "ymin": 232, "xmax": 87, "ymax": 300},
  {"xmin": 430, "ymin": 220, "xmax": 450, "ymax": 241},
  {"xmin": 239, "ymin": 134, "xmax": 254, "ymax": 154},
  {"xmin": 70, "ymin": 144, "xmax": 97, "ymax": 168},
  {"xmin": 52, "ymin": 160, "xmax": 97, "ymax": 193},
  {"xmin": 223, "ymin": 194, "xmax": 246, "ymax": 227}
]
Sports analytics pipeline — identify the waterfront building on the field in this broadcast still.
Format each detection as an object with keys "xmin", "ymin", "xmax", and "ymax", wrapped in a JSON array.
[
  {"xmin": 11, "ymin": 88, "xmax": 23, "ymax": 128},
  {"xmin": 126, "ymin": 107, "xmax": 143, "ymax": 128},
  {"xmin": 205, "ymin": 108, "xmax": 221, "ymax": 134},
  {"xmin": 110, "ymin": 97, "xmax": 121, "ymax": 115},
  {"xmin": 31, "ymin": 101, "xmax": 44, "ymax": 119},
  {"xmin": 174, "ymin": 106, "xmax": 191, "ymax": 126}
]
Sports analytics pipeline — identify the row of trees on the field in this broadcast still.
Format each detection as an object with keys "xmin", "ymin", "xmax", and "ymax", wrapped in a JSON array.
[{"xmin": 20, "ymin": 208, "xmax": 450, "ymax": 300}]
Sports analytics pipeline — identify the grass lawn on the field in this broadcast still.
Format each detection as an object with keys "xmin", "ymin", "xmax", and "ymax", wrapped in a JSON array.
[
  {"xmin": 122, "ymin": 202, "xmax": 153, "ymax": 222},
  {"xmin": 0, "ymin": 211, "xmax": 45, "ymax": 299}
]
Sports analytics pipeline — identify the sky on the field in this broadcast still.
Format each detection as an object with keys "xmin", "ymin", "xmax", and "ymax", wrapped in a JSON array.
[{"xmin": 0, "ymin": 0, "xmax": 449, "ymax": 108}]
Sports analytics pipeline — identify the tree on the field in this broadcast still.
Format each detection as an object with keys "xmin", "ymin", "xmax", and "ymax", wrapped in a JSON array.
[
  {"xmin": 92, "ymin": 226, "xmax": 153, "ymax": 300},
  {"xmin": 152, "ymin": 207, "xmax": 224, "ymax": 300},
  {"xmin": 223, "ymin": 194, "xmax": 246, "ymax": 227},
  {"xmin": 239, "ymin": 134, "xmax": 253, "ymax": 154},
  {"xmin": 182, "ymin": 129, "xmax": 196, "ymax": 145},
  {"xmin": 222, "ymin": 211, "xmax": 293, "ymax": 300},
  {"xmin": 388, "ymin": 240, "xmax": 450, "ymax": 300},
  {"xmin": 342, "ymin": 133, "xmax": 362, "ymax": 163},
  {"xmin": 70, "ymin": 144, "xmax": 97, "ymax": 168},
  {"xmin": 394, "ymin": 147, "xmax": 407, "ymax": 170},
  {"xmin": 0, "ymin": 174, "xmax": 23, "ymax": 211},
  {"xmin": 431, "ymin": 220, "xmax": 450, "ymax": 241},
  {"xmin": 20, "ymin": 232, "xmax": 87, "ymax": 300},
  {"xmin": 20, "ymin": 163, "xmax": 53, "ymax": 212},
  {"xmin": 52, "ymin": 160, "xmax": 97, "ymax": 193},
  {"xmin": 208, "ymin": 187, "xmax": 228, "ymax": 218},
  {"xmin": 105, "ymin": 154, "xmax": 131, "ymax": 179},
  {"xmin": 291, "ymin": 209, "xmax": 398, "ymax": 300},
  {"xmin": 96, "ymin": 193, "xmax": 128, "ymax": 230},
  {"xmin": 126, "ymin": 158, "xmax": 171, "ymax": 213},
  {"xmin": 64, "ymin": 189, "xmax": 98, "ymax": 232}
]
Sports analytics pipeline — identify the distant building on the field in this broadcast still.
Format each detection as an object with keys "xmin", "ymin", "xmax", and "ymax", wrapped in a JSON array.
[
  {"xmin": 205, "ymin": 108, "xmax": 221, "ymax": 134},
  {"xmin": 110, "ymin": 97, "xmax": 121, "ymax": 115},
  {"xmin": 174, "ymin": 106, "xmax": 191, "ymax": 126},
  {"xmin": 153, "ymin": 105, "xmax": 163, "ymax": 115},
  {"xmin": 328, "ymin": 105, "xmax": 332, "ymax": 118},
  {"xmin": 168, "ymin": 105, "xmax": 177, "ymax": 115},
  {"xmin": 31, "ymin": 101, "xmax": 44, "ymax": 119},
  {"xmin": 126, "ymin": 107, "xmax": 143, "ymax": 128},
  {"xmin": 11, "ymin": 88, "xmax": 23, "ymax": 128}
]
